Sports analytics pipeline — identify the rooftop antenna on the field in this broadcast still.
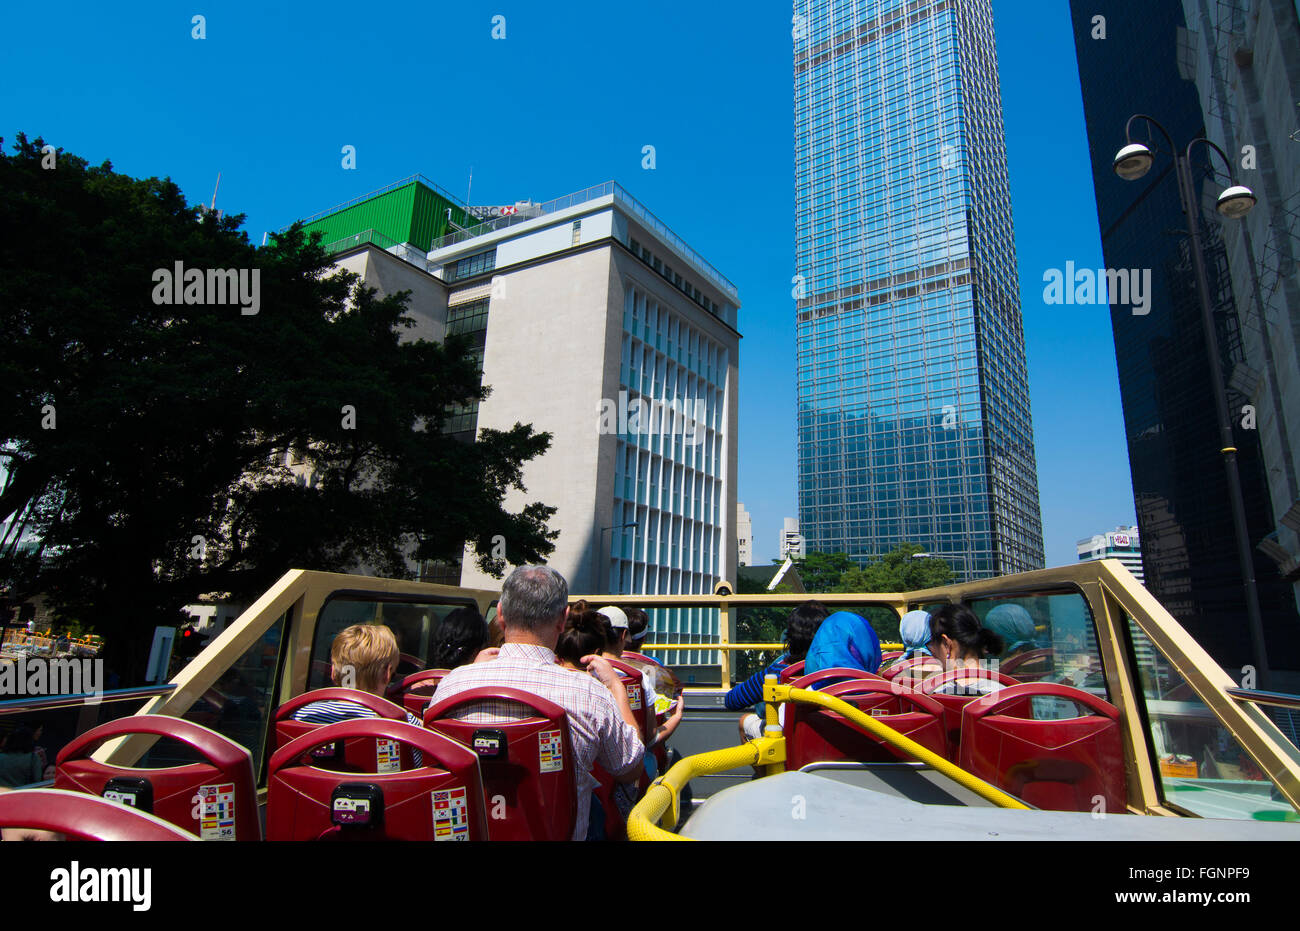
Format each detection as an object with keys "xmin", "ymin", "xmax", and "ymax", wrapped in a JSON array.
[
  {"xmin": 465, "ymin": 167, "xmax": 473, "ymax": 218},
  {"xmin": 210, "ymin": 171, "xmax": 221, "ymax": 213}
]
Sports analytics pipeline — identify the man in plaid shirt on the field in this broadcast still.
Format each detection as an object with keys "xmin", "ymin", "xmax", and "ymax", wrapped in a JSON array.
[{"xmin": 431, "ymin": 565, "xmax": 644, "ymax": 840}]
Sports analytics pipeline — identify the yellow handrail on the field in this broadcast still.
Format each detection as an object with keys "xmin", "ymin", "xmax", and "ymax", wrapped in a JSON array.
[
  {"xmin": 627, "ymin": 679, "xmax": 1028, "ymax": 840},
  {"xmin": 627, "ymin": 735, "xmax": 786, "ymax": 841},
  {"xmin": 774, "ymin": 683, "xmax": 1029, "ymax": 810},
  {"xmin": 639, "ymin": 642, "xmax": 906, "ymax": 652}
]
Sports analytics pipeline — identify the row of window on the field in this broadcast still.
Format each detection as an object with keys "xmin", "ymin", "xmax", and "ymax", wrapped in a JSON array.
[{"xmin": 627, "ymin": 237, "xmax": 724, "ymax": 320}]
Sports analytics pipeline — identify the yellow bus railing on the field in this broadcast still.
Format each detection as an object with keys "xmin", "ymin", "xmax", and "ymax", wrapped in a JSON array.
[{"xmin": 626, "ymin": 679, "xmax": 1029, "ymax": 840}]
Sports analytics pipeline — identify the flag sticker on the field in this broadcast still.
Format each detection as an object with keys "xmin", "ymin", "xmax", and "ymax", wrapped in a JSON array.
[
  {"xmin": 376, "ymin": 738, "xmax": 401, "ymax": 774},
  {"xmin": 198, "ymin": 783, "xmax": 237, "ymax": 841},
  {"xmin": 539, "ymin": 729, "xmax": 563, "ymax": 773},
  {"xmin": 432, "ymin": 787, "xmax": 470, "ymax": 841},
  {"xmin": 627, "ymin": 684, "xmax": 642, "ymax": 710}
]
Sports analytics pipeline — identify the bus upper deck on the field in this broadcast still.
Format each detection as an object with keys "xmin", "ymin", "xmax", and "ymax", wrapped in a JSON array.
[{"xmin": 2, "ymin": 558, "xmax": 1298, "ymax": 840}]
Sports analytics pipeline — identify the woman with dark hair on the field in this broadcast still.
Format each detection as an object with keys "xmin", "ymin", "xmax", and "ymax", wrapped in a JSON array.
[
  {"xmin": 555, "ymin": 608, "xmax": 609, "ymax": 671},
  {"xmin": 927, "ymin": 603, "xmax": 1006, "ymax": 695},
  {"xmin": 430, "ymin": 606, "xmax": 489, "ymax": 670},
  {"xmin": 726, "ymin": 601, "xmax": 830, "ymax": 739}
]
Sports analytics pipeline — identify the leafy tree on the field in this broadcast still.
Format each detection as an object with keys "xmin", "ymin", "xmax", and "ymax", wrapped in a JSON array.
[
  {"xmin": 790, "ymin": 551, "xmax": 855, "ymax": 593},
  {"xmin": 837, "ymin": 543, "xmax": 955, "ymax": 595},
  {"xmin": 0, "ymin": 134, "xmax": 557, "ymax": 681},
  {"xmin": 733, "ymin": 572, "xmax": 793, "ymax": 682}
]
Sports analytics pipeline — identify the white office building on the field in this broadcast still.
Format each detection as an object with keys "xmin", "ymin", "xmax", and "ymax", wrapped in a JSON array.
[
  {"xmin": 1077, "ymin": 526, "xmax": 1144, "ymax": 584},
  {"xmin": 737, "ymin": 503, "xmax": 754, "ymax": 567},
  {"xmin": 780, "ymin": 517, "xmax": 806, "ymax": 560}
]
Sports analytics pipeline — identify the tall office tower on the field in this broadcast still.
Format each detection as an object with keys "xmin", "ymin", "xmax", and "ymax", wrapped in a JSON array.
[
  {"xmin": 736, "ymin": 503, "xmax": 754, "ymax": 567},
  {"xmin": 299, "ymin": 176, "xmax": 741, "ymax": 659},
  {"xmin": 1069, "ymin": 2, "xmax": 1300, "ymax": 676},
  {"xmin": 1077, "ymin": 526, "xmax": 1145, "ymax": 585},
  {"xmin": 794, "ymin": 0, "xmax": 1044, "ymax": 582},
  {"xmin": 1179, "ymin": 0, "xmax": 1300, "ymax": 608}
]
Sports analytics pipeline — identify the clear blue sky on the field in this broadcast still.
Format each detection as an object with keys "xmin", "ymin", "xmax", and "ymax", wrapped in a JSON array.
[{"xmin": 0, "ymin": 0, "xmax": 1135, "ymax": 569}]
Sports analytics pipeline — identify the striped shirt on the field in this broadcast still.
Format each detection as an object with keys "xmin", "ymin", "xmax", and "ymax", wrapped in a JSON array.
[
  {"xmin": 430, "ymin": 642, "xmax": 644, "ymax": 841},
  {"xmin": 292, "ymin": 698, "xmax": 424, "ymax": 766}
]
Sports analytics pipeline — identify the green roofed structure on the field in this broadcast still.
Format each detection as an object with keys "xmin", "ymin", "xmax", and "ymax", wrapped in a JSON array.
[{"xmin": 296, "ymin": 174, "xmax": 475, "ymax": 255}]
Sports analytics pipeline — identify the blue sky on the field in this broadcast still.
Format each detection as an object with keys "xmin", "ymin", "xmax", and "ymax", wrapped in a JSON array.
[{"xmin": 0, "ymin": 0, "xmax": 1135, "ymax": 568}]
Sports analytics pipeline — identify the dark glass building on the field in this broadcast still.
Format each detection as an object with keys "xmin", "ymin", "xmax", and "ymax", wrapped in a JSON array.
[
  {"xmin": 794, "ymin": 0, "xmax": 1045, "ymax": 581},
  {"xmin": 1069, "ymin": 1, "xmax": 1300, "ymax": 671}
]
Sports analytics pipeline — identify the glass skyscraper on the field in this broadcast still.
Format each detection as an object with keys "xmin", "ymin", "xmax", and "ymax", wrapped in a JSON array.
[{"xmin": 794, "ymin": 0, "xmax": 1044, "ymax": 580}]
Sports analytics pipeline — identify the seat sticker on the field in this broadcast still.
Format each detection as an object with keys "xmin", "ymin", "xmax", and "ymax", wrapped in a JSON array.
[
  {"xmin": 539, "ymin": 729, "xmax": 563, "ymax": 772},
  {"xmin": 198, "ymin": 783, "xmax": 237, "ymax": 841},
  {"xmin": 104, "ymin": 789, "xmax": 138, "ymax": 807},
  {"xmin": 627, "ymin": 684, "xmax": 642, "ymax": 711},
  {"xmin": 376, "ymin": 738, "xmax": 400, "ymax": 774},
  {"xmin": 432, "ymin": 787, "xmax": 470, "ymax": 841}
]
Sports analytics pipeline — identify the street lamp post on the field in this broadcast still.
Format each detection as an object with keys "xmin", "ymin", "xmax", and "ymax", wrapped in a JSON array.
[
  {"xmin": 594, "ymin": 521, "xmax": 638, "ymax": 594},
  {"xmin": 1113, "ymin": 113, "xmax": 1268, "ymax": 687}
]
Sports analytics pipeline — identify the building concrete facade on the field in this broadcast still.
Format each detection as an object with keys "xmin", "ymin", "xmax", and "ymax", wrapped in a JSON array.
[
  {"xmin": 737, "ymin": 503, "xmax": 754, "ymax": 567},
  {"xmin": 780, "ymin": 517, "xmax": 806, "ymax": 560},
  {"xmin": 299, "ymin": 179, "xmax": 741, "ymax": 625}
]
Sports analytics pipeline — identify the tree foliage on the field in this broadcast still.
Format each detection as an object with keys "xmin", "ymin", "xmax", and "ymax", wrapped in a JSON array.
[{"xmin": 0, "ymin": 134, "xmax": 557, "ymax": 679}]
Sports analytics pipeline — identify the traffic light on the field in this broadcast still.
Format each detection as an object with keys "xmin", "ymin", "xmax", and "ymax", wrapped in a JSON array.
[{"xmin": 174, "ymin": 625, "xmax": 206, "ymax": 659}]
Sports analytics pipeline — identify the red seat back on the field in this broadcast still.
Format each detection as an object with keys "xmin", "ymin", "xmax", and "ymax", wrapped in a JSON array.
[
  {"xmin": 959, "ymin": 683, "xmax": 1126, "ymax": 813},
  {"xmin": 268, "ymin": 719, "xmax": 486, "ymax": 841},
  {"xmin": 919, "ymin": 667, "xmax": 1021, "ymax": 756},
  {"xmin": 777, "ymin": 660, "xmax": 806, "ymax": 684},
  {"xmin": 424, "ymin": 687, "xmax": 577, "ymax": 841},
  {"xmin": 54, "ymin": 714, "xmax": 260, "ymax": 841},
  {"xmin": 788, "ymin": 667, "xmax": 881, "ymax": 691},
  {"xmin": 1000, "ymin": 648, "xmax": 1055, "ymax": 681},
  {"xmin": 275, "ymin": 688, "xmax": 413, "ymax": 773},
  {"xmin": 0, "ymin": 788, "xmax": 200, "ymax": 840},
  {"xmin": 881, "ymin": 655, "xmax": 945, "ymax": 683},
  {"xmin": 880, "ymin": 650, "xmax": 903, "ymax": 666},
  {"xmin": 396, "ymin": 669, "xmax": 450, "ymax": 716},
  {"xmin": 785, "ymin": 679, "xmax": 948, "ymax": 769}
]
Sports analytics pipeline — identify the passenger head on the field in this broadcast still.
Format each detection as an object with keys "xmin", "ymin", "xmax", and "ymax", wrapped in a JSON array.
[
  {"xmin": 804, "ymin": 611, "xmax": 882, "ymax": 676},
  {"xmin": 928, "ymin": 603, "xmax": 1004, "ymax": 668},
  {"xmin": 784, "ymin": 600, "xmax": 830, "ymax": 662},
  {"xmin": 983, "ymin": 604, "xmax": 1037, "ymax": 652},
  {"xmin": 556, "ymin": 608, "xmax": 607, "ymax": 670},
  {"xmin": 624, "ymin": 607, "xmax": 650, "ymax": 650},
  {"xmin": 498, "ymin": 565, "xmax": 569, "ymax": 647},
  {"xmin": 899, "ymin": 610, "xmax": 933, "ymax": 654},
  {"xmin": 597, "ymin": 606, "xmax": 630, "ymax": 655},
  {"xmin": 431, "ymin": 606, "xmax": 488, "ymax": 669},
  {"xmin": 330, "ymin": 624, "xmax": 401, "ymax": 694}
]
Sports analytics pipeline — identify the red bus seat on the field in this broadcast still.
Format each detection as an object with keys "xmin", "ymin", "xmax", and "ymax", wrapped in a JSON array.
[
  {"xmin": 918, "ymin": 667, "xmax": 1021, "ymax": 758},
  {"xmin": 587, "ymin": 657, "xmax": 655, "ymax": 841},
  {"xmin": 881, "ymin": 655, "xmax": 944, "ymax": 683},
  {"xmin": 777, "ymin": 660, "xmax": 806, "ymax": 684},
  {"xmin": 55, "ymin": 714, "xmax": 260, "ymax": 841},
  {"xmin": 395, "ymin": 669, "xmax": 450, "ymax": 716},
  {"xmin": 424, "ymin": 687, "xmax": 578, "ymax": 841},
  {"xmin": 1000, "ymin": 648, "xmax": 1054, "ymax": 682},
  {"xmin": 880, "ymin": 650, "xmax": 904, "ymax": 666},
  {"xmin": 788, "ymin": 667, "xmax": 882, "ymax": 691},
  {"xmin": 0, "ymin": 788, "xmax": 200, "ymax": 841},
  {"xmin": 267, "ymin": 718, "xmax": 487, "ymax": 841},
  {"xmin": 959, "ymin": 682, "xmax": 1126, "ymax": 813},
  {"xmin": 275, "ymin": 688, "xmax": 414, "ymax": 773},
  {"xmin": 786, "ymin": 679, "xmax": 948, "ymax": 769}
]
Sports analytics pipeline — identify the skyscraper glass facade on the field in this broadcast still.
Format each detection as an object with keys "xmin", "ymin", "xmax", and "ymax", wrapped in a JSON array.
[
  {"xmin": 1069, "ymin": 1, "xmax": 1300, "ymax": 672},
  {"xmin": 794, "ymin": 0, "xmax": 1044, "ymax": 580}
]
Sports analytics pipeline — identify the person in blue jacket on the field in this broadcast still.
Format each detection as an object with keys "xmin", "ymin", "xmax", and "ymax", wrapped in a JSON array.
[
  {"xmin": 726, "ymin": 601, "xmax": 828, "ymax": 738},
  {"xmin": 803, "ymin": 611, "xmax": 882, "ymax": 681}
]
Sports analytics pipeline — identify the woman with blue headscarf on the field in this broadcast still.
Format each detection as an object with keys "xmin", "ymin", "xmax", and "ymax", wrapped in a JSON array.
[
  {"xmin": 984, "ymin": 603, "xmax": 1038, "ymax": 655},
  {"xmin": 803, "ymin": 611, "xmax": 882, "ymax": 684},
  {"xmin": 897, "ymin": 610, "xmax": 933, "ymax": 661}
]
